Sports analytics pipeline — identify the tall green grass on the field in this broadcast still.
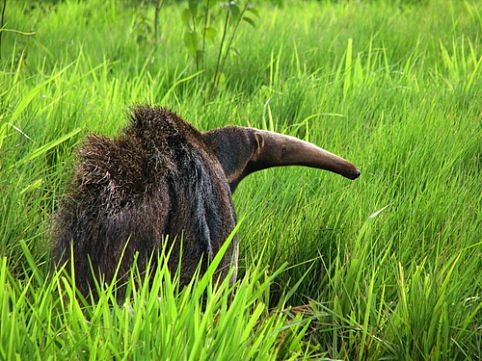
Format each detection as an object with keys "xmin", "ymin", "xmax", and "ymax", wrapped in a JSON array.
[
  {"xmin": 0, "ymin": 239, "xmax": 315, "ymax": 360},
  {"xmin": 1, "ymin": 0, "xmax": 481, "ymax": 359}
]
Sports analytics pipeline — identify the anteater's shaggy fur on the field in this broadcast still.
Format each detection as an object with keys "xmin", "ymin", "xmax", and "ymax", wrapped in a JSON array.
[{"xmin": 53, "ymin": 107, "xmax": 236, "ymax": 296}]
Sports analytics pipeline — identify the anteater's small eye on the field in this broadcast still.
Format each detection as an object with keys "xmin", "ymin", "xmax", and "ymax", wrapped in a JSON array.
[{"xmin": 281, "ymin": 145, "xmax": 288, "ymax": 157}]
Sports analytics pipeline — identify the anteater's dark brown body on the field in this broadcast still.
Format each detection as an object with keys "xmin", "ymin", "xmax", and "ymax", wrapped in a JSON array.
[
  {"xmin": 54, "ymin": 106, "xmax": 360, "ymax": 297},
  {"xmin": 53, "ymin": 107, "xmax": 236, "ymax": 295}
]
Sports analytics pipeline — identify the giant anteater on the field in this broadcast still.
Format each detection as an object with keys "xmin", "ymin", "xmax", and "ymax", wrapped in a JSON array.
[{"xmin": 53, "ymin": 106, "xmax": 360, "ymax": 296}]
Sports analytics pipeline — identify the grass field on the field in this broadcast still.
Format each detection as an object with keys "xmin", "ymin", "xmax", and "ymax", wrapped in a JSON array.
[{"xmin": 1, "ymin": 0, "xmax": 481, "ymax": 359}]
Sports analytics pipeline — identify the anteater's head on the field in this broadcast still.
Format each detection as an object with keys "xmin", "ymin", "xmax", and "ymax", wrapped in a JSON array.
[{"xmin": 203, "ymin": 127, "xmax": 360, "ymax": 192}]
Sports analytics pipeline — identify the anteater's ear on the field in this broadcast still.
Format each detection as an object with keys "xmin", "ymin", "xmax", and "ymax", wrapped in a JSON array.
[
  {"xmin": 253, "ymin": 132, "xmax": 264, "ymax": 158},
  {"xmin": 203, "ymin": 127, "xmax": 257, "ymax": 188}
]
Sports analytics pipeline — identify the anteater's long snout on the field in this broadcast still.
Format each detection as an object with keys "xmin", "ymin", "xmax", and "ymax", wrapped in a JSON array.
[{"xmin": 252, "ymin": 130, "xmax": 361, "ymax": 180}]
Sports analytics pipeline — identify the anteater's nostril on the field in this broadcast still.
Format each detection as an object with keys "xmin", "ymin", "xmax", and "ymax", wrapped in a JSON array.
[{"xmin": 352, "ymin": 167, "xmax": 361, "ymax": 179}]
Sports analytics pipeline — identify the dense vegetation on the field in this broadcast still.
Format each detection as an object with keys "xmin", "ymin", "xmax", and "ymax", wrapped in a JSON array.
[{"xmin": 1, "ymin": 0, "xmax": 480, "ymax": 359}]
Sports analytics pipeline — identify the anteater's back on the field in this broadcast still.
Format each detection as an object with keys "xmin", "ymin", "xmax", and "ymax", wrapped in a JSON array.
[{"xmin": 53, "ymin": 107, "xmax": 236, "ymax": 296}]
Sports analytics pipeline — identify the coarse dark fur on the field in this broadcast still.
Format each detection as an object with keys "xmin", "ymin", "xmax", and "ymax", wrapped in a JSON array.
[{"xmin": 53, "ymin": 107, "xmax": 236, "ymax": 297}]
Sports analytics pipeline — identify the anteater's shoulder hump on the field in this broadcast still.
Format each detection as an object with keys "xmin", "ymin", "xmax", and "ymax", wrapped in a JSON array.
[
  {"xmin": 74, "ymin": 107, "xmax": 206, "ymax": 197},
  {"xmin": 125, "ymin": 106, "xmax": 204, "ymax": 146}
]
